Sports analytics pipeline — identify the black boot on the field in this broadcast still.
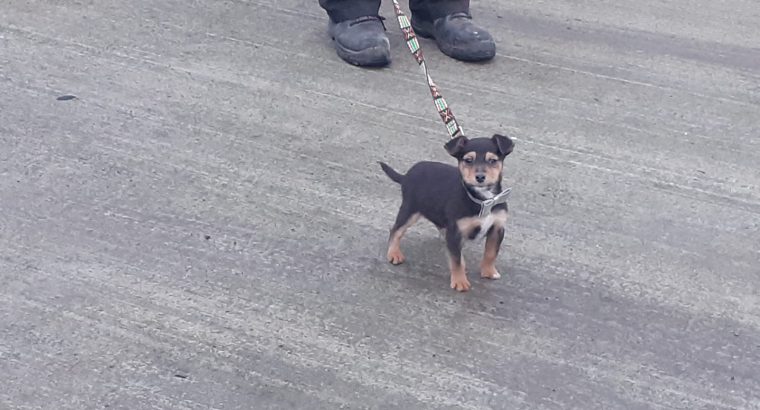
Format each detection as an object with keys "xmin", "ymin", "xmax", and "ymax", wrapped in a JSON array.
[
  {"xmin": 328, "ymin": 16, "xmax": 391, "ymax": 67},
  {"xmin": 411, "ymin": 12, "xmax": 495, "ymax": 62}
]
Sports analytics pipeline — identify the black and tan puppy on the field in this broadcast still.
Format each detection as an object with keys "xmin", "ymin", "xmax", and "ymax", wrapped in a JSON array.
[{"xmin": 379, "ymin": 134, "xmax": 515, "ymax": 292}]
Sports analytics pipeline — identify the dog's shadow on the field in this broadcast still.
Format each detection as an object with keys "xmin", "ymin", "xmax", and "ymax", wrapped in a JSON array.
[{"xmin": 393, "ymin": 232, "xmax": 448, "ymax": 280}]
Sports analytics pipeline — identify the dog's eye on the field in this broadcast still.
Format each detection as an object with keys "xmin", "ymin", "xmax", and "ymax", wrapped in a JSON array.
[
  {"xmin": 463, "ymin": 157, "xmax": 474, "ymax": 164},
  {"xmin": 488, "ymin": 158, "xmax": 498, "ymax": 165}
]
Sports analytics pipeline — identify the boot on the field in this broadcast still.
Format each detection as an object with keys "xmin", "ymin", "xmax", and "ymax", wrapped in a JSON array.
[
  {"xmin": 412, "ymin": 12, "xmax": 495, "ymax": 62},
  {"xmin": 328, "ymin": 16, "xmax": 391, "ymax": 67}
]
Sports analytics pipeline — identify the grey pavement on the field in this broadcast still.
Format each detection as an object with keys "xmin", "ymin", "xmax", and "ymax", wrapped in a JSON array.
[{"xmin": 1, "ymin": 0, "xmax": 759, "ymax": 409}]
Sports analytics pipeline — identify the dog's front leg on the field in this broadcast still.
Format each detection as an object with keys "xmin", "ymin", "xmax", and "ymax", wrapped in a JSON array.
[
  {"xmin": 480, "ymin": 224, "xmax": 505, "ymax": 279},
  {"xmin": 445, "ymin": 226, "xmax": 470, "ymax": 291}
]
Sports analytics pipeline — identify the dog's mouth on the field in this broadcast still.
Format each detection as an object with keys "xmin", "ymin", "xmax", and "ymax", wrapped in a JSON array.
[{"xmin": 464, "ymin": 180, "xmax": 494, "ymax": 189}]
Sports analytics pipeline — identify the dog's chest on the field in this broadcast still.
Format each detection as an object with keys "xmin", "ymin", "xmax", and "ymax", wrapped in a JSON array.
[
  {"xmin": 474, "ymin": 213, "xmax": 496, "ymax": 241},
  {"xmin": 457, "ymin": 210, "xmax": 507, "ymax": 241}
]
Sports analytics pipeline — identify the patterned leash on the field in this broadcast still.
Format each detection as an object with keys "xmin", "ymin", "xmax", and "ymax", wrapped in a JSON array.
[{"xmin": 390, "ymin": 0, "xmax": 464, "ymax": 139}]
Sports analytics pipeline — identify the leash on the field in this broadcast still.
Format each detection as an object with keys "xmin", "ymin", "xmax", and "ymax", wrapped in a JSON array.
[
  {"xmin": 391, "ymin": 1, "xmax": 512, "ymax": 217},
  {"xmin": 390, "ymin": 0, "xmax": 463, "ymax": 139}
]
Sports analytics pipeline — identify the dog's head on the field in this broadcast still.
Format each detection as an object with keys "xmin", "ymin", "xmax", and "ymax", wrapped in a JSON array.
[{"xmin": 444, "ymin": 134, "xmax": 514, "ymax": 189}]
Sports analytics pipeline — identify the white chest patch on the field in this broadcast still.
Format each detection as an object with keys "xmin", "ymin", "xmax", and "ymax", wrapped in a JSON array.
[
  {"xmin": 474, "ymin": 213, "xmax": 496, "ymax": 241},
  {"xmin": 456, "ymin": 210, "xmax": 508, "ymax": 242}
]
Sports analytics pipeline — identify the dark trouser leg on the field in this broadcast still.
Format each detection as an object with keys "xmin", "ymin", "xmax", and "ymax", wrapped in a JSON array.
[
  {"xmin": 409, "ymin": 0, "xmax": 470, "ymax": 22},
  {"xmin": 319, "ymin": 0, "xmax": 381, "ymax": 22}
]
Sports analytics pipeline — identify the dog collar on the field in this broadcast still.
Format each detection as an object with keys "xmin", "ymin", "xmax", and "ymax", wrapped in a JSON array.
[{"xmin": 465, "ymin": 187, "xmax": 512, "ymax": 218}]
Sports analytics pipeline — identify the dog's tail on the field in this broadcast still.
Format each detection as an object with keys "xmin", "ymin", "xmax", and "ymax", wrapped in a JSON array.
[{"xmin": 378, "ymin": 162, "xmax": 405, "ymax": 184}]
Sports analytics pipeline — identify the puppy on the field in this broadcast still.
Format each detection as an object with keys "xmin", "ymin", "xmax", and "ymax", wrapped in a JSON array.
[{"xmin": 379, "ymin": 134, "xmax": 515, "ymax": 292}]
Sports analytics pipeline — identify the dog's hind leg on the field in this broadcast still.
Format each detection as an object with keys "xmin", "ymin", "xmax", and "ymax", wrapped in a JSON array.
[{"xmin": 387, "ymin": 202, "xmax": 419, "ymax": 265}]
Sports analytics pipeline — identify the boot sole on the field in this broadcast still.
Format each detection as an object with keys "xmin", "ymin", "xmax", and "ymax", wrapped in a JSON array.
[{"xmin": 333, "ymin": 38, "xmax": 391, "ymax": 67}]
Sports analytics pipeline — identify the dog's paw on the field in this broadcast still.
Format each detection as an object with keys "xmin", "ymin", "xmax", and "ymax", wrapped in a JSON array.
[
  {"xmin": 480, "ymin": 266, "xmax": 501, "ymax": 280},
  {"xmin": 387, "ymin": 248, "xmax": 406, "ymax": 265},
  {"xmin": 450, "ymin": 276, "xmax": 471, "ymax": 292}
]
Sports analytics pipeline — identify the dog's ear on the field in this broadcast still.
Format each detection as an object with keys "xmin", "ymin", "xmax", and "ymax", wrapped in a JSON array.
[
  {"xmin": 492, "ymin": 134, "xmax": 515, "ymax": 157},
  {"xmin": 444, "ymin": 135, "xmax": 468, "ymax": 158}
]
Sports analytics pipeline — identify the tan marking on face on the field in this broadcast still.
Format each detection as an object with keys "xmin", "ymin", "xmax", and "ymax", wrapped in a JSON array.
[
  {"xmin": 387, "ymin": 213, "xmax": 420, "ymax": 265},
  {"xmin": 459, "ymin": 151, "xmax": 478, "ymax": 185},
  {"xmin": 460, "ymin": 151, "xmax": 504, "ymax": 186},
  {"xmin": 483, "ymin": 160, "xmax": 503, "ymax": 185}
]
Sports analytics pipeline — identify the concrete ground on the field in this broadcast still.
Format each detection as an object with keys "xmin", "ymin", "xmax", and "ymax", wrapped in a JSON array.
[{"xmin": 1, "ymin": 0, "xmax": 759, "ymax": 408}]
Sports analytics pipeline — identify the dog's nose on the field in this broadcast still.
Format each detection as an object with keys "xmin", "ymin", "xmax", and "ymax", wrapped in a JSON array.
[{"xmin": 475, "ymin": 174, "xmax": 486, "ymax": 183}]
